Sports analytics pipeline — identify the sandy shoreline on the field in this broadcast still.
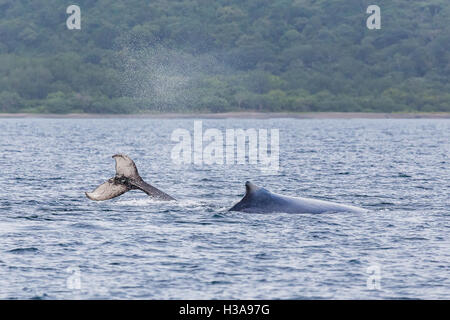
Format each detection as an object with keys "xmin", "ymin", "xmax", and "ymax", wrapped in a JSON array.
[{"xmin": 0, "ymin": 112, "xmax": 450, "ymax": 119}]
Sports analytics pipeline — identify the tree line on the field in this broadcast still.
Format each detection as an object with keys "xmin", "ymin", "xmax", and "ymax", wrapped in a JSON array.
[{"xmin": 0, "ymin": 0, "xmax": 449, "ymax": 113}]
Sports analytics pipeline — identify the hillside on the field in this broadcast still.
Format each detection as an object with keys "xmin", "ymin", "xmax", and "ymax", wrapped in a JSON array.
[{"xmin": 0, "ymin": 0, "xmax": 449, "ymax": 113}]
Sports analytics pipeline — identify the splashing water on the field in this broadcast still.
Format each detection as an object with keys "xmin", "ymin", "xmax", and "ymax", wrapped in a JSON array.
[{"xmin": 117, "ymin": 42, "xmax": 226, "ymax": 112}]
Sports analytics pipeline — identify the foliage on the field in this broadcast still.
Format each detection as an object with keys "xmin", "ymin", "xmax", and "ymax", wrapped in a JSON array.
[{"xmin": 0, "ymin": 0, "xmax": 449, "ymax": 113}]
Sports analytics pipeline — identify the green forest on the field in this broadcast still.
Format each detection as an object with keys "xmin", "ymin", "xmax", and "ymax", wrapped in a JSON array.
[{"xmin": 0, "ymin": 0, "xmax": 449, "ymax": 113}]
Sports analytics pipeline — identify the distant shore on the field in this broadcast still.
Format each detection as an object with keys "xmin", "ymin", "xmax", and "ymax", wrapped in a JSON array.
[{"xmin": 1, "ymin": 112, "xmax": 450, "ymax": 119}]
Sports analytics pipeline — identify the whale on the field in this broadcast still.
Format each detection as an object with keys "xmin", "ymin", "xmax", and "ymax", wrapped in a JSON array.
[
  {"xmin": 229, "ymin": 181, "xmax": 366, "ymax": 214},
  {"xmin": 86, "ymin": 154, "xmax": 175, "ymax": 201}
]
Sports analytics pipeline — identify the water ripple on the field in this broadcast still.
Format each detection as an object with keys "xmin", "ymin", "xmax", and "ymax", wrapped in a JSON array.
[{"xmin": 0, "ymin": 118, "xmax": 449, "ymax": 299}]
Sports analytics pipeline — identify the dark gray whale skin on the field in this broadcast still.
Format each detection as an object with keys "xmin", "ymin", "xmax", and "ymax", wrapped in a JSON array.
[{"xmin": 229, "ymin": 181, "xmax": 367, "ymax": 214}]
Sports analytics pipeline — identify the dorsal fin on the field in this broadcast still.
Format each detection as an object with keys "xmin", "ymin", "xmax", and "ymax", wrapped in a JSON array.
[
  {"xmin": 245, "ymin": 181, "xmax": 259, "ymax": 194},
  {"xmin": 228, "ymin": 181, "xmax": 261, "ymax": 212},
  {"xmin": 112, "ymin": 154, "xmax": 140, "ymax": 179}
]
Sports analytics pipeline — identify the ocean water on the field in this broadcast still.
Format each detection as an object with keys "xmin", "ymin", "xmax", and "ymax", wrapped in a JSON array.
[{"xmin": 0, "ymin": 118, "xmax": 449, "ymax": 299}]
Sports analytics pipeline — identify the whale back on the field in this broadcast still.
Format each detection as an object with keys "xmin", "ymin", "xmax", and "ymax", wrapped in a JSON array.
[
  {"xmin": 229, "ymin": 181, "xmax": 289, "ymax": 213},
  {"xmin": 229, "ymin": 181, "xmax": 366, "ymax": 214}
]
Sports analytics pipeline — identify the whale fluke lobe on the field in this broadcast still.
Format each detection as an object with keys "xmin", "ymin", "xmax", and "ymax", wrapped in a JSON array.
[
  {"xmin": 85, "ymin": 178, "xmax": 130, "ymax": 201},
  {"xmin": 86, "ymin": 154, "xmax": 175, "ymax": 201},
  {"xmin": 112, "ymin": 154, "xmax": 139, "ymax": 179}
]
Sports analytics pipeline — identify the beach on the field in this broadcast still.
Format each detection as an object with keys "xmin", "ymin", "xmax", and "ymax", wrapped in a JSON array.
[{"xmin": 1, "ymin": 112, "xmax": 450, "ymax": 119}]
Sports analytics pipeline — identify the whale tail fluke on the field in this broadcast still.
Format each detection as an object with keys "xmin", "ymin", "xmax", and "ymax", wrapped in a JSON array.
[
  {"xmin": 86, "ymin": 154, "xmax": 175, "ymax": 201},
  {"xmin": 112, "ymin": 154, "xmax": 140, "ymax": 179},
  {"xmin": 85, "ymin": 177, "xmax": 131, "ymax": 201},
  {"xmin": 131, "ymin": 178, "xmax": 176, "ymax": 201}
]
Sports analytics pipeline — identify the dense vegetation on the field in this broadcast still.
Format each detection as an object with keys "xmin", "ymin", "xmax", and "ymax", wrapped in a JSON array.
[{"xmin": 0, "ymin": 0, "xmax": 449, "ymax": 113}]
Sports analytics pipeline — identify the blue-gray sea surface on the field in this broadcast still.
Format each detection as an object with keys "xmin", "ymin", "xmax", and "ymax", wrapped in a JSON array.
[{"xmin": 0, "ymin": 118, "xmax": 449, "ymax": 299}]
